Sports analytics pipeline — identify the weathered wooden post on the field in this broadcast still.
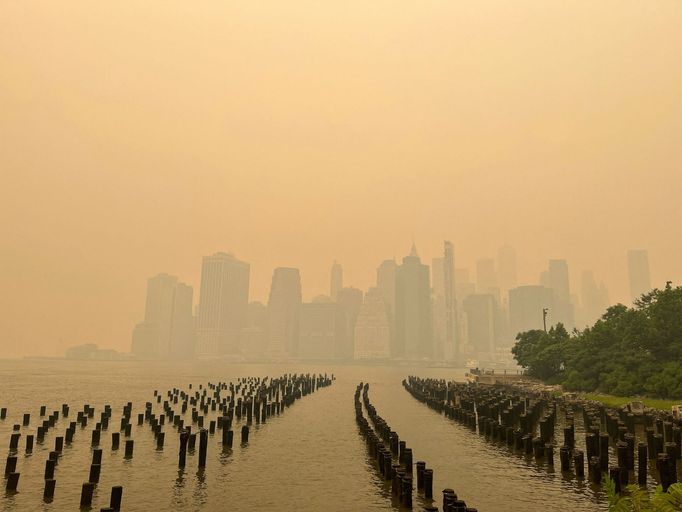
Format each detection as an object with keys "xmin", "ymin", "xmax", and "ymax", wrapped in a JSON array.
[
  {"xmin": 179, "ymin": 430, "xmax": 189, "ymax": 468},
  {"xmin": 124, "ymin": 439, "xmax": 134, "ymax": 458},
  {"xmin": 43, "ymin": 478, "xmax": 56, "ymax": 500},
  {"xmin": 198, "ymin": 429, "xmax": 208, "ymax": 468},
  {"xmin": 80, "ymin": 482, "xmax": 95, "ymax": 507},
  {"xmin": 6, "ymin": 472, "xmax": 19, "ymax": 491},
  {"xmin": 423, "ymin": 469, "xmax": 433, "ymax": 499}
]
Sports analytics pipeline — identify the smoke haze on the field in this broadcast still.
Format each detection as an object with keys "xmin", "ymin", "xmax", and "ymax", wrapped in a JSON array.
[{"xmin": 1, "ymin": 0, "xmax": 681, "ymax": 357}]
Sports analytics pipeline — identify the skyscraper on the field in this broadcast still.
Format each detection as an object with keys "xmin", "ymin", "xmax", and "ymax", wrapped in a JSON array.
[
  {"xmin": 627, "ymin": 249, "xmax": 652, "ymax": 302},
  {"xmin": 497, "ymin": 245, "xmax": 518, "ymax": 295},
  {"xmin": 376, "ymin": 259, "xmax": 397, "ymax": 354},
  {"xmin": 432, "ymin": 256, "xmax": 446, "ymax": 359},
  {"xmin": 336, "ymin": 286, "xmax": 363, "ymax": 359},
  {"xmin": 131, "ymin": 273, "xmax": 194, "ymax": 358},
  {"xmin": 354, "ymin": 287, "xmax": 391, "ymax": 360},
  {"xmin": 143, "ymin": 273, "xmax": 178, "ymax": 355},
  {"xmin": 298, "ymin": 302, "xmax": 345, "ymax": 360},
  {"xmin": 547, "ymin": 259, "xmax": 574, "ymax": 329},
  {"xmin": 267, "ymin": 267, "xmax": 302, "ymax": 357},
  {"xmin": 195, "ymin": 252, "xmax": 250, "ymax": 356},
  {"xmin": 170, "ymin": 282, "xmax": 195, "ymax": 358},
  {"xmin": 476, "ymin": 258, "xmax": 499, "ymax": 302},
  {"xmin": 578, "ymin": 270, "xmax": 609, "ymax": 327},
  {"xmin": 432, "ymin": 241, "xmax": 456, "ymax": 360},
  {"xmin": 395, "ymin": 244, "xmax": 432, "ymax": 359},
  {"xmin": 377, "ymin": 259, "xmax": 397, "ymax": 317},
  {"xmin": 330, "ymin": 261, "xmax": 343, "ymax": 301},
  {"xmin": 462, "ymin": 294, "xmax": 498, "ymax": 354}
]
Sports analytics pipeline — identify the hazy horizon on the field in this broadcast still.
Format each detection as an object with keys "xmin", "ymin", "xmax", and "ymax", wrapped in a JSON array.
[{"xmin": 2, "ymin": 0, "xmax": 681, "ymax": 358}]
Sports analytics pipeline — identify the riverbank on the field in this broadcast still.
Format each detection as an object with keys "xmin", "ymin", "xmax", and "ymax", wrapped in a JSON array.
[{"xmin": 580, "ymin": 392, "xmax": 680, "ymax": 412}]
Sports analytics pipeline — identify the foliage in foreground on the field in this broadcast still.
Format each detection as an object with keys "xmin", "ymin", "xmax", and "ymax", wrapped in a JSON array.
[
  {"xmin": 606, "ymin": 477, "xmax": 682, "ymax": 511},
  {"xmin": 511, "ymin": 284, "xmax": 682, "ymax": 400}
]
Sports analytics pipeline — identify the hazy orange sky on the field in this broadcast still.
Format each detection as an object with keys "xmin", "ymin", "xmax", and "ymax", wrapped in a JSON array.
[{"xmin": 1, "ymin": 0, "xmax": 681, "ymax": 357}]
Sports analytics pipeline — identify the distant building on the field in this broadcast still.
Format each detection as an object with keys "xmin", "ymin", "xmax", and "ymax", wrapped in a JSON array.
[
  {"xmin": 143, "ymin": 273, "xmax": 178, "ymax": 355},
  {"xmin": 354, "ymin": 287, "xmax": 391, "ymax": 360},
  {"xmin": 267, "ymin": 267, "xmax": 302, "ymax": 357},
  {"xmin": 627, "ymin": 249, "xmax": 652, "ymax": 303},
  {"xmin": 395, "ymin": 244, "xmax": 432, "ymax": 359},
  {"xmin": 497, "ymin": 245, "xmax": 518, "ymax": 296},
  {"xmin": 462, "ymin": 294, "xmax": 498, "ymax": 353},
  {"xmin": 376, "ymin": 259, "xmax": 397, "ymax": 354},
  {"xmin": 336, "ymin": 287, "xmax": 363, "ymax": 358},
  {"xmin": 432, "ymin": 241, "xmax": 456, "ymax": 360},
  {"xmin": 330, "ymin": 261, "xmax": 343, "ymax": 301},
  {"xmin": 578, "ymin": 270, "xmax": 609, "ymax": 327},
  {"xmin": 547, "ymin": 259, "xmax": 574, "ymax": 329},
  {"xmin": 131, "ymin": 322, "xmax": 159, "ymax": 357},
  {"xmin": 476, "ymin": 258, "xmax": 500, "ymax": 303},
  {"xmin": 509, "ymin": 285, "xmax": 554, "ymax": 337},
  {"xmin": 66, "ymin": 343, "xmax": 123, "ymax": 361},
  {"xmin": 240, "ymin": 301, "xmax": 268, "ymax": 357},
  {"xmin": 131, "ymin": 273, "xmax": 194, "ymax": 358},
  {"xmin": 171, "ymin": 282, "xmax": 195, "ymax": 358},
  {"xmin": 195, "ymin": 252, "xmax": 250, "ymax": 356},
  {"xmin": 298, "ymin": 303, "xmax": 346, "ymax": 359}
]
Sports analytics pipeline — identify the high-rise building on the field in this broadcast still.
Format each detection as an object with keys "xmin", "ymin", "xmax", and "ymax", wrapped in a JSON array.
[
  {"xmin": 330, "ymin": 261, "xmax": 343, "ymax": 301},
  {"xmin": 627, "ymin": 249, "xmax": 652, "ymax": 303},
  {"xmin": 298, "ymin": 302, "xmax": 346, "ymax": 360},
  {"xmin": 432, "ymin": 241, "xmax": 456, "ymax": 360},
  {"xmin": 476, "ymin": 258, "xmax": 499, "ymax": 302},
  {"xmin": 578, "ymin": 270, "xmax": 609, "ymax": 327},
  {"xmin": 170, "ymin": 282, "xmax": 195, "ymax": 358},
  {"xmin": 432, "ymin": 257, "xmax": 446, "ymax": 359},
  {"xmin": 376, "ymin": 259, "xmax": 397, "ymax": 354},
  {"xmin": 377, "ymin": 259, "xmax": 397, "ymax": 316},
  {"xmin": 497, "ymin": 245, "xmax": 518, "ymax": 295},
  {"xmin": 462, "ymin": 294, "xmax": 498, "ymax": 354},
  {"xmin": 131, "ymin": 273, "xmax": 193, "ymax": 358},
  {"xmin": 395, "ymin": 244, "xmax": 432, "ymax": 359},
  {"xmin": 547, "ymin": 259, "xmax": 574, "ymax": 329},
  {"xmin": 354, "ymin": 287, "xmax": 391, "ymax": 360},
  {"xmin": 336, "ymin": 286, "xmax": 363, "ymax": 358},
  {"xmin": 143, "ymin": 273, "xmax": 178, "ymax": 355},
  {"xmin": 131, "ymin": 322, "xmax": 159, "ymax": 358},
  {"xmin": 508, "ymin": 285, "xmax": 554, "ymax": 337},
  {"xmin": 267, "ymin": 267, "xmax": 302, "ymax": 357},
  {"xmin": 240, "ymin": 301, "xmax": 268, "ymax": 358},
  {"xmin": 195, "ymin": 252, "xmax": 250, "ymax": 356}
]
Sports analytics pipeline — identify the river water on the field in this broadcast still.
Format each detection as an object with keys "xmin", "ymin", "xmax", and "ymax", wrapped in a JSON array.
[{"xmin": 0, "ymin": 360, "xmax": 608, "ymax": 511}]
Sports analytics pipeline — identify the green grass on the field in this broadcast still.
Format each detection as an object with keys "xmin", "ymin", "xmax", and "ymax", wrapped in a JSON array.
[{"xmin": 581, "ymin": 392, "xmax": 681, "ymax": 411}]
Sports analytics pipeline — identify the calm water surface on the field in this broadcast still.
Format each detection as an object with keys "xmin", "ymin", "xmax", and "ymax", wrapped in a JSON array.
[{"xmin": 0, "ymin": 360, "xmax": 608, "ymax": 511}]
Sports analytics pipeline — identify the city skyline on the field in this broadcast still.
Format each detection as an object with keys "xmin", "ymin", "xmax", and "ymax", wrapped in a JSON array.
[
  {"xmin": 126, "ymin": 244, "xmax": 654, "ymax": 362},
  {"xmin": 2, "ymin": 1, "xmax": 680, "ymax": 359}
]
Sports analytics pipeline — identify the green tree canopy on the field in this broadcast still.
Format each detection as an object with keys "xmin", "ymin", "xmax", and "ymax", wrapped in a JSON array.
[{"xmin": 512, "ymin": 284, "xmax": 682, "ymax": 399}]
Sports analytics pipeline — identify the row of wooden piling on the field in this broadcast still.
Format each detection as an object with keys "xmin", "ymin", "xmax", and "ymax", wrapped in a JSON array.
[
  {"xmin": 2, "ymin": 372, "xmax": 333, "ymax": 510},
  {"xmin": 403, "ymin": 376, "xmax": 681, "ymax": 497},
  {"xmin": 354, "ymin": 383, "xmax": 477, "ymax": 512}
]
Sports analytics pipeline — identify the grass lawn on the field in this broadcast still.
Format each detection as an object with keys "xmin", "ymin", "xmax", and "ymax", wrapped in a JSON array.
[{"xmin": 582, "ymin": 393, "xmax": 681, "ymax": 411}]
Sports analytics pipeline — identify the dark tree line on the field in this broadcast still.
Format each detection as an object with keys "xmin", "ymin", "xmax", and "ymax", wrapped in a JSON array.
[{"xmin": 511, "ymin": 283, "xmax": 682, "ymax": 399}]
